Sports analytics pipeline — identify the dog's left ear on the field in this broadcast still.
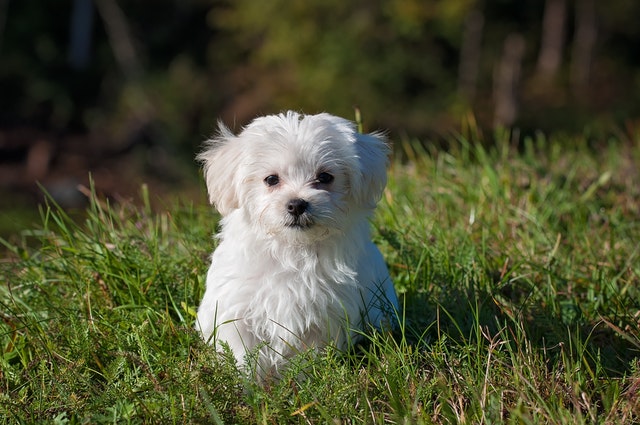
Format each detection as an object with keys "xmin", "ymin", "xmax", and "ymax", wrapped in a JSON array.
[
  {"xmin": 352, "ymin": 131, "xmax": 389, "ymax": 209},
  {"xmin": 197, "ymin": 123, "xmax": 244, "ymax": 216}
]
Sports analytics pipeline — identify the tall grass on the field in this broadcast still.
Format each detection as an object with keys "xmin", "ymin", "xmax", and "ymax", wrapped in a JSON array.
[{"xmin": 1, "ymin": 132, "xmax": 639, "ymax": 423}]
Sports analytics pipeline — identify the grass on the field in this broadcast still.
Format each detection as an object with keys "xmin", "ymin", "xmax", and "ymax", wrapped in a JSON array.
[{"xmin": 1, "ymin": 130, "xmax": 639, "ymax": 423}]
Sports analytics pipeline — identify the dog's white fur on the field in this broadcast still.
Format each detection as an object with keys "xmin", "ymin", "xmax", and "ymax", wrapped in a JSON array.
[{"xmin": 195, "ymin": 111, "xmax": 398, "ymax": 376}]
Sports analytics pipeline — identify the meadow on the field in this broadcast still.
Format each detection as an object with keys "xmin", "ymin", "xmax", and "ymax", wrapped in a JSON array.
[{"xmin": 1, "ymin": 130, "xmax": 639, "ymax": 423}]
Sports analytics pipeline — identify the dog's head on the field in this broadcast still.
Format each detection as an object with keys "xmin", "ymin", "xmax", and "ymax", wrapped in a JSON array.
[{"xmin": 198, "ymin": 111, "xmax": 388, "ymax": 242}]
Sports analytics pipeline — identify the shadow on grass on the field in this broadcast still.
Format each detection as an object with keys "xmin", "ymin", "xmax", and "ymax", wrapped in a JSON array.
[{"xmin": 400, "ymin": 278, "xmax": 639, "ymax": 378}]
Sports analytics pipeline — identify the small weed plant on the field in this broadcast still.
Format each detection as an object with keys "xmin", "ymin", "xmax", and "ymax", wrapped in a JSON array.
[{"xmin": 1, "ymin": 131, "xmax": 639, "ymax": 423}]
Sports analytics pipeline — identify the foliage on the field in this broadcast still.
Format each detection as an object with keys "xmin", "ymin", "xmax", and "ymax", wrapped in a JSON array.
[
  {"xmin": 209, "ymin": 0, "xmax": 465, "ymax": 131},
  {"xmin": 1, "ymin": 132, "xmax": 639, "ymax": 423},
  {"xmin": 2, "ymin": 0, "xmax": 640, "ymax": 147}
]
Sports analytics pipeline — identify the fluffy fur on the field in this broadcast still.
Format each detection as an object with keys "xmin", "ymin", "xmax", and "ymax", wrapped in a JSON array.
[{"xmin": 195, "ymin": 111, "xmax": 398, "ymax": 376}]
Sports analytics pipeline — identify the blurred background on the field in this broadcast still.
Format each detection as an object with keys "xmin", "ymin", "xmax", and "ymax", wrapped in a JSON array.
[{"xmin": 1, "ymin": 0, "xmax": 639, "ymax": 232}]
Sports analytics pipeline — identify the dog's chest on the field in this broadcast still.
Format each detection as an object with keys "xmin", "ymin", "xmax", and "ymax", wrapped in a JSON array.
[
  {"xmin": 240, "ymin": 256, "xmax": 361, "ymax": 339},
  {"xmin": 211, "ymin": 232, "xmax": 365, "ymax": 341}
]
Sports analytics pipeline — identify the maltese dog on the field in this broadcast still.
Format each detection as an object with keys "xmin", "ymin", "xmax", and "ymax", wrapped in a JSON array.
[{"xmin": 195, "ymin": 111, "xmax": 398, "ymax": 377}]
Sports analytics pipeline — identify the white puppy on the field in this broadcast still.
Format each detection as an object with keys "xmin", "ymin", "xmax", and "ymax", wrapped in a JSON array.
[{"xmin": 195, "ymin": 111, "xmax": 398, "ymax": 376}]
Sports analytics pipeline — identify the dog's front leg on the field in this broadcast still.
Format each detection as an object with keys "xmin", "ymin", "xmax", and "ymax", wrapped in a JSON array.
[{"xmin": 213, "ymin": 320, "xmax": 256, "ymax": 366}]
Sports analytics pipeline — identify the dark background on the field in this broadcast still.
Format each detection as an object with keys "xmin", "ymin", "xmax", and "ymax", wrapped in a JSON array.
[{"xmin": 0, "ymin": 0, "xmax": 638, "ymax": 218}]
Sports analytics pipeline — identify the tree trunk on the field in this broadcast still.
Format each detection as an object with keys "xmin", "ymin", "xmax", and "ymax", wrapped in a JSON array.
[
  {"xmin": 536, "ymin": 0, "xmax": 567, "ymax": 79},
  {"xmin": 94, "ymin": 0, "xmax": 142, "ymax": 80},
  {"xmin": 68, "ymin": 0, "xmax": 95, "ymax": 70},
  {"xmin": 494, "ymin": 34, "xmax": 526, "ymax": 128},
  {"xmin": 458, "ymin": 9, "xmax": 485, "ymax": 102},
  {"xmin": 571, "ymin": 0, "xmax": 597, "ymax": 99}
]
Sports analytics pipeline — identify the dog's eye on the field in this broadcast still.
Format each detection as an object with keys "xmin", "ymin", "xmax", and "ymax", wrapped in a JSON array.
[
  {"xmin": 264, "ymin": 175, "xmax": 280, "ymax": 187},
  {"xmin": 316, "ymin": 172, "xmax": 334, "ymax": 184}
]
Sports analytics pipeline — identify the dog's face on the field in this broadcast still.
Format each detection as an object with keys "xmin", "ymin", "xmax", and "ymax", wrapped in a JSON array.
[{"xmin": 198, "ymin": 112, "xmax": 388, "ymax": 243}]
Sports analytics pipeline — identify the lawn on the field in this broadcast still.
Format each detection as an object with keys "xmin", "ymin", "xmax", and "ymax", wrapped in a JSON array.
[{"xmin": 1, "ymin": 130, "xmax": 639, "ymax": 423}]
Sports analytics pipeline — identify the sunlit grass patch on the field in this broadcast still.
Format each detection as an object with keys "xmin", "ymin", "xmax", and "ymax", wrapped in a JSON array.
[{"xmin": 1, "ymin": 133, "xmax": 639, "ymax": 423}]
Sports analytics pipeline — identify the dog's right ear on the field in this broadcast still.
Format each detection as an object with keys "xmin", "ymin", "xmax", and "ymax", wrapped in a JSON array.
[{"xmin": 197, "ymin": 122, "xmax": 243, "ymax": 216}]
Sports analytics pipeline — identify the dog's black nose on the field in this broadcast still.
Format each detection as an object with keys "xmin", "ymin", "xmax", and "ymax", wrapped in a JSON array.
[{"xmin": 287, "ymin": 198, "xmax": 308, "ymax": 217}]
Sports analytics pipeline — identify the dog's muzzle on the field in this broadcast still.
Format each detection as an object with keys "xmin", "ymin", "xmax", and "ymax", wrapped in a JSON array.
[{"xmin": 286, "ymin": 198, "xmax": 313, "ymax": 229}]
